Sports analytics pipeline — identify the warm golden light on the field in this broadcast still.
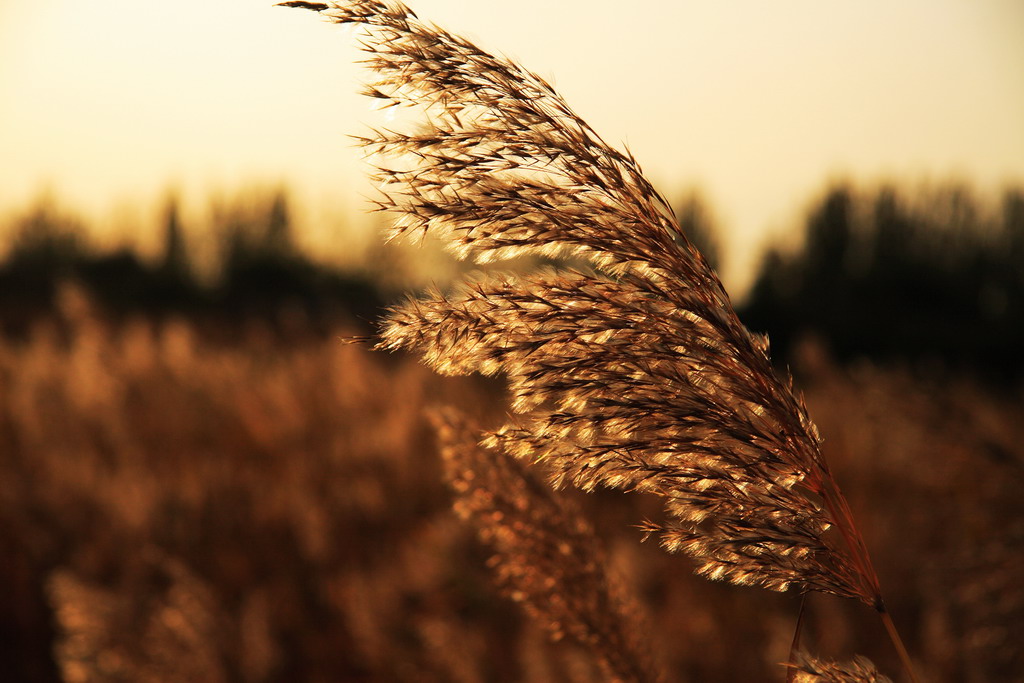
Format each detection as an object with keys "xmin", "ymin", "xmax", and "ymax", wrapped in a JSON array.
[
  {"xmin": 2, "ymin": 5, "xmax": 1023, "ymax": 681},
  {"xmin": 1, "ymin": 0, "xmax": 1022, "ymax": 290}
]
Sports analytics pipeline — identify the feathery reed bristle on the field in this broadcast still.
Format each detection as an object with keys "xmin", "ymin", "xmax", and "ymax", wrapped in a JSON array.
[
  {"xmin": 284, "ymin": 0, "xmax": 883, "ymax": 608},
  {"xmin": 434, "ymin": 408, "xmax": 659, "ymax": 683},
  {"xmin": 790, "ymin": 651, "xmax": 892, "ymax": 683}
]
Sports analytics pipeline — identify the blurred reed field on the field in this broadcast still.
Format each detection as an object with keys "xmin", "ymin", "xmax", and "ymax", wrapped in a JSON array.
[
  {"xmin": 1, "ymin": 266, "xmax": 1022, "ymax": 682},
  {"xmin": 3, "ymin": 4, "xmax": 1024, "ymax": 683},
  {"xmin": 0, "ymin": 120, "xmax": 1023, "ymax": 683},
  {"xmin": 2, "ymin": 184, "xmax": 1022, "ymax": 683}
]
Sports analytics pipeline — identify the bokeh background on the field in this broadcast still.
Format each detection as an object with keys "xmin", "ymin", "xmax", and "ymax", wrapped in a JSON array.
[{"xmin": 1, "ymin": 1, "xmax": 1022, "ymax": 681}]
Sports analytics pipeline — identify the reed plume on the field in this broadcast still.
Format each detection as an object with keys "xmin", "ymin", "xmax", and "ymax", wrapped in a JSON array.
[
  {"xmin": 434, "ymin": 408, "xmax": 659, "ymax": 683},
  {"xmin": 791, "ymin": 651, "xmax": 892, "ymax": 683},
  {"xmin": 281, "ymin": 1, "xmax": 914, "ymax": 678}
]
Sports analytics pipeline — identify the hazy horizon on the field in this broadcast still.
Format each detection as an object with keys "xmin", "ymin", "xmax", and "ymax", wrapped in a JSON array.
[{"xmin": 3, "ymin": 0, "xmax": 1023, "ymax": 293}]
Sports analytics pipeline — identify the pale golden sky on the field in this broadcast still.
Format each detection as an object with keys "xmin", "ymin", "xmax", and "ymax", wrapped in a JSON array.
[{"xmin": 2, "ymin": 0, "xmax": 1023, "ymax": 292}]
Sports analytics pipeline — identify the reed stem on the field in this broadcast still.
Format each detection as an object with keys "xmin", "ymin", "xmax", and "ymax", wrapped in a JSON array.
[
  {"xmin": 880, "ymin": 607, "xmax": 920, "ymax": 683},
  {"xmin": 785, "ymin": 595, "xmax": 807, "ymax": 683}
]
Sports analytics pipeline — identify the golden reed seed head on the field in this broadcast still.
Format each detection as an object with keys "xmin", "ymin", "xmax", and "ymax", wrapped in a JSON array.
[
  {"xmin": 434, "ymin": 408, "xmax": 660, "ymax": 683},
  {"xmin": 282, "ymin": 0, "xmax": 884, "ymax": 610},
  {"xmin": 791, "ymin": 651, "xmax": 893, "ymax": 683}
]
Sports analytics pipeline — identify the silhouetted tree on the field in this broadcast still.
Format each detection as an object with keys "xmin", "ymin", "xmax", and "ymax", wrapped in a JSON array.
[
  {"xmin": 0, "ymin": 189, "xmax": 390, "ymax": 333},
  {"xmin": 674, "ymin": 191, "xmax": 722, "ymax": 274},
  {"xmin": 0, "ymin": 200, "xmax": 89, "ymax": 331},
  {"xmin": 804, "ymin": 185, "xmax": 853, "ymax": 287},
  {"xmin": 159, "ymin": 196, "xmax": 191, "ymax": 283},
  {"xmin": 6, "ymin": 200, "xmax": 86, "ymax": 273},
  {"xmin": 741, "ymin": 182, "xmax": 1024, "ymax": 382},
  {"xmin": 871, "ymin": 186, "xmax": 914, "ymax": 277},
  {"xmin": 265, "ymin": 191, "xmax": 294, "ymax": 259}
]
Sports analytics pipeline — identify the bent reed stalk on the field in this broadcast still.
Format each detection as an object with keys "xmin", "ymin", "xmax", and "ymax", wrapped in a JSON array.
[{"xmin": 280, "ymin": 2, "xmax": 918, "ymax": 680}]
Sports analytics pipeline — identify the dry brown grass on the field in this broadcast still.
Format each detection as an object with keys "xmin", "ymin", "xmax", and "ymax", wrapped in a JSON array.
[
  {"xmin": 435, "ymin": 408, "xmax": 659, "ymax": 683},
  {"xmin": 791, "ymin": 651, "xmax": 891, "ymax": 683},
  {"xmin": 0, "ymin": 288, "xmax": 1021, "ymax": 680}
]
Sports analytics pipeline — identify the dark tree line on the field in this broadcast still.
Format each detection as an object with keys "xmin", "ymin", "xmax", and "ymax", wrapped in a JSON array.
[
  {"xmin": 739, "ymin": 183, "xmax": 1024, "ymax": 381},
  {"xmin": 0, "ymin": 191, "xmax": 384, "ymax": 337},
  {"xmin": 2, "ymin": 183, "xmax": 1021, "ymax": 379}
]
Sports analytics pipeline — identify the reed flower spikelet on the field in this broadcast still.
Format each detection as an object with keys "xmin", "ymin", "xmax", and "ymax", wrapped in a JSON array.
[
  {"xmin": 434, "ymin": 408, "xmax": 659, "ymax": 683},
  {"xmin": 791, "ymin": 651, "xmax": 892, "ymax": 683},
  {"xmin": 280, "ymin": 0, "xmax": 884, "ymax": 609},
  {"xmin": 280, "ymin": 5, "xmax": 919, "ymax": 679}
]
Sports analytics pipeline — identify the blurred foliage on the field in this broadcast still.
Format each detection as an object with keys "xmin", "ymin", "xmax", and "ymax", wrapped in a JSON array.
[
  {"xmin": 1, "ymin": 183, "xmax": 1022, "ymax": 681},
  {"xmin": 2, "ymin": 181, "xmax": 1020, "ymax": 379},
  {"xmin": 0, "ymin": 191, "xmax": 387, "ymax": 339},
  {"xmin": 673, "ymin": 191, "xmax": 721, "ymax": 273},
  {"xmin": 740, "ymin": 182, "xmax": 1024, "ymax": 383},
  {"xmin": 0, "ymin": 304, "xmax": 1020, "ymax": 682}
]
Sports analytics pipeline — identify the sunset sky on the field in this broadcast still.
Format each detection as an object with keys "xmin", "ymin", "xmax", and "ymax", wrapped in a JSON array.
[{"xmin": 2, "ymin": 0, "xmax": 1022, "ymax": 291}]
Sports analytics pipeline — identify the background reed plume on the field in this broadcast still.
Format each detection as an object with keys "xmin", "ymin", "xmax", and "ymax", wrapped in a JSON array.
[
  {"xmin": 434, "ymin": 408, "xmax": 659, "ymax": 683},
  {"xmin": 791, "ymin": 652, "xmax": 891, "ymax": 683},
  {"xmin": 282, "ymin": 1, "xmax": 914, "ymax": 678}
]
